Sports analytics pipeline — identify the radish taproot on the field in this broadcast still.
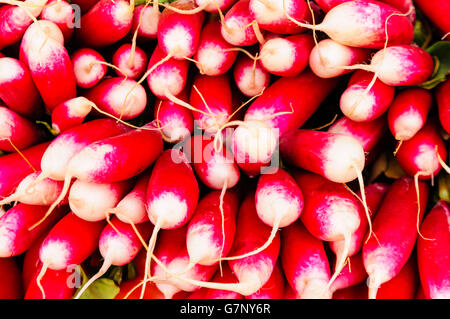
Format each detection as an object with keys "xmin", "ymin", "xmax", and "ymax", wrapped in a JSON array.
[
  {"xmin": 112, "ymin": 43, "xmax": 148, "ymax": 80},
  {"xmin": 233, "ymin": 52, "xmax": 270, "ymax": 97},
  {"xmin": 71, "ymin": 48, "xmax": 107, "ymax": 89}
]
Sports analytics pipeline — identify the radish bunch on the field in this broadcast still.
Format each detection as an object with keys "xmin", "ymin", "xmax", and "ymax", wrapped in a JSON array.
[{"xmin": 0, "ymin": 0, "xmax": 448, "ymax": 301}]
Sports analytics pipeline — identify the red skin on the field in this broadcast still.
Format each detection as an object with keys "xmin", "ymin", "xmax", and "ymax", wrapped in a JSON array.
[
  {"xmin": 186, "ymin": 190, "xmax": 239, "ymax": 266},
  {"xmin": 112, "ymin": 44, "xmax": 148, "ymax": 80},
  {"xmin": 417, "ymin": 200, "xmax": 450, "ymax": 299},
  {"xmin": 40, "ymin": 0, "xmax": 75, "ymax": 42},
  {"xmin": 130, "ymin": 5, "xmax": 159, "ymax": 42},
  {"xmin": 157, "ymin": 0, "xmax": 205, "ymax": 60},
  {"xmin": 71, "ymin": 48, "xmax": 107, "ymax": 89},
  {"xmin": 233, "ymin": 53, "xmax": 270, "ymax": 97},
  {"xmin": 387, "ymin": 88, "xmax": 432, "ymax": 141},
  {"xmin": 437, "ymin": 79, "xmax": 450, "ymax": 135},
  {"xmin": 194, "ymin": 20, "xmax": 238, "ymax": 76},
  {"xmin": 395, "ymin": 120, "xmax": 447, "ymax": 180},
  {"xmin": 67, "ymin": 121, "xmax": 163, "ymax": 183},
  {"xmin": 0, "ymin": 258, "xmax": 23, "ymax": 299},
  {"xmin": 362, "ymin": 176, "xmax": 429, "ymax": 298},
  {"xmin": 146, "ymin": 149, "xmax": 199, "ymax": 229},
  {"xmin": 51, "ymin": 97, "xmax": 92, "ymax": 134},
  {"xmin": 249, "ymin": 0, "xmax": 312, "ymax": 34},
  {"xmin": 376, "ymin": 256, "xmax": 418, "ymax": 299},
  {"xmin": 25, "ymin": 264, "xmax": 75, "ymax": 299},
  {"xmin": 22, "ymin": 232, "xmax": 49, "ymax": 291},
  {"xmin": 146, "ymin": 44, "xmax": 190, "ymax": 99},
  {"xmin": 71, "ymin": 0, "xmax": 99, "ymax": 13},
  {"xmin": 246, "ymin": 262, "xmax": 285, "ymax": 299},
  {"xmin": 332, "ymin": 283, "xmax": 367, "ymax": 299},
  {"xmin": 281, "ymin": 222, "xmax": 331, "ymax": 298},
  {"xmin": 0, "ymin": 57, "xmax": 43, "ymax": 118},
  {"xmin": 77, "ymin": 0, "xmax": 133, "ymax": 47},
  {"xmin": 330, "ymin": 253, "xmax": 367, "ymax": 294},
  {"xmin": 414, "ymin": 0, "xmax": 450, "ymax": 33},
  {"xmin": 0, "ymin": 204, "xmax": 67, "ymax": 257},
  {"xmin": 328, "ymin": 115, "xmax": 387, "ymax": 152},
  {"xmin": 221, "ymin": 0, "xmax": 260, "ymax": 47},
  {"xmin": 0, "ymin": 106, "xmax": 44, "ymax": 152}
]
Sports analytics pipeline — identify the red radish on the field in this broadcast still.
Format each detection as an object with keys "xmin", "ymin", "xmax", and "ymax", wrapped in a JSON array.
[
  {"xmin": 74, "ymin": 217, "xmax": 153, "ymax": 299},
  {"xmin": 220, "ymin": 0, "xmax": 263, "ymax": 47},
  {"xmin": 0, "ymin": 0, "xmax": 47, "ymax": 50},
  {"xmin": 249, "ymin": 0, "xmax": 311, "ymax": 34},
  {"xmin": 193, "ymin": 19, "xmax": 238, "ymax": 76},
  {"xmin": 71, "ymin": 0, "xmax": 98, "ymax": 13},
  {"xmin": 246, "ymin": 262, "xmax": 285, "ymax": 299},
  {"xmin": 329, "ymin": 182, "xmax": 390, "ymax": 259},
  {"xmin": 284, "ymin": 284, "xmax": 298, "ymax": 299},
  {"xmin": 0, "ymin": 141, "xmax": 50, "ymax": 199},
  {"xmin": 185, "ymin": 189, "xmax": 239, "ymax": 266},
  {"xmin": 339, "ymin": 70, "xmax": 395, "ymax": 122},
  {"xmin": 376, "ymin": 256, "xmax": 418, "ymax": 299},
  {"xmin": 154, "ymin": 89, "xmax": 194, "ymax": 144},
  {"xmin": 146, "ymin": 44, "xmax": 190, "ymax": 99},
  {"xmin": 40, "ymin": 0, "xmax": 75, "ymax": 42},
  {"xmin": 22, "ymin": 232, "xmax": 49, "ymax": 290},
  {"xmin": 332, "ymin": 283, "xmax": 367, "ymax": 299},
  {"xmin": 0, "ymin": 52, "xmax": 4, "ymax": 57},
  {"xmin": 69, "ymin": 179, "xmax": 134, "ymax": 222},
  {"xmin": 71, "ymin": 48, "xmax": 107, "ymax": 89},
  {"xmin": 233, "ymin": 52, "xmax": 270, "ymax": 97},
  {"xmin": 36, "ymin": 213, "xmax": 104, "ymax": 298},
  {"xmin": 328, "ymin": 116, "xmax": 387, "ymax": 153},
  {"xmin": 0, "ymin": 257, "xmax": 23, "ymax": 298},
  {"xmin": 183, "ymin": 135, "xmax": 240, "ymax": 190},
  {"xmin": 286, "ymin": 0, "xmax": 414, "ymax": 49},
  {"xmin": 51, "ymin": 97, "xmax": 93, "ymax": 134},
  {"xmin": 417, "ymin": 200, "xmax": 450, "ymax": 299},
  {"xmin": 112, "ymin": 44, "xmax": 148, "ymax": 80},
  {"xmin": 329, "ymin": 253, "xmax": 367, "ymax": 294},
  {"xmin": 281, "ymin": 222, "xmax": 332, "ymax": 299},
  {"xmin": 109, "ymin": 171, "xmax": 151, "ymax": 225},
  {"xmin": 259, "ymin": 33, "xmax": 314, "ymax": 77},
  {"xmin": 77, "ymin": 0, "xmax": 134, "ymax": 47},
  {"xmin": 25, "ymin": 264, "xmax": 75, "ymax": 299},
  {"xmin": 309, "ymin": 39, "xmax": 371, "ymax": 79},
  {"xmin": 437, "ymin": 79, "xmax": 450, "ymax": 135},
  {"xmin": 0, "ymin": 106, "xmax": 44, "ymax": 152},
  {"xmin": 294, "ymin": 172, "xmax": 362, "ymax": 292},
  {"xmin": 157, "ymin": 0, "xmax": 205, "ymax": 60},
  {"xmin": 395, "ymin": 120, "xmax": 447, "ymax": 180},
  {"xmin": 0, "ymin": 57, "xmax": 43, "ymax": 118},
  {"xmin": 414, "ymin": 0, "xmax": 450, "ymax": 34},
  {"xmin": 280, "ymin": 130, "xmax": 366, "ymax": 184},
  {"xmin": 362, "ymin": 176, "xmax": 429, "ymax": 299},
  {"xmin": 232, "ymin": 70, "xmax": 339, "ymax": 176},
  {"xmin": 19, "ymin": 20, "xmax": 77, "ymax": 113},
  {"xmin": 131, "ymin": 4, "xmax": 160, "ymax": 42},
  {"xmin": 388, "ymin": 88, "xmax": 432, "ymax": 142}
]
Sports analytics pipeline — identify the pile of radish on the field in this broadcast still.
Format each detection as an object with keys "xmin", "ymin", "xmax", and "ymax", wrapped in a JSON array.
[{"xmin": 0, "ymin": 0, "xmax": 449, "ymax": 300}]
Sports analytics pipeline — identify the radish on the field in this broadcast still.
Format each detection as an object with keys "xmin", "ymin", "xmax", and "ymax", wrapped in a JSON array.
[
  {"xmin": 414, "ymin": 0, "xmax": 450, "ymax": 34},
  {"xmin": 285, "ymin": 0, "xmax": 414, "ymax": 49},
  {"xmin": 246, "ymin": 262, "xmax": 285, "ymax": 299},
  {"xmin": 232, "ymin": 70, "xmax": 339, "ymax": 176},
  {"xmin": 233, "ymin": 52, "xmax": 270, "ymax": 97},
  {"xmin": 193, "ymin": 19, "xmax": 238, "ymax": 76},
  {"xmin": 131, "ymin": 3, "xmax": 160, "ymax": 42},
  {"xmin": 281, "ymin": 221, "xmax": 332, "ymax": 299},
  {"xmin": 0, "ymin": 106, "xmax": 44, "ymax": 152},
  {"xmin": 0, "ymin": 141, "xmax": 50, "ymax": 199},
  {"xmin": 22, "ymin": 232, "xmax": 49, "ymax": 290},
  {"xmin": 40, "ymin": 0, "xmax": 75, "ymax": 43},
  {"xmin": 77, "ymin": 0, "xmax": 134, "ymax": 47},
  {"xmin": 146, "ymin": 44, "xmax": 190, "ymax": 100},
  {"xmin": 437, "ymin": 79, "xmax": 450, "ymax": 135},
  {"xmin": 309, "ymin": 39, "xmax": 371, "ymax": 79},
  {"xmin": 71, "ymin": 0, "xmax": 98, "ymax": 13},
  {"xmin": 328, "ymin": 115, "xmax": 387, "ymax": 152},
  {"xmin": 19, "ymin": 20, "xmax": 77, "ymax": 113},
  {"xmin": 0, "ymin": 257, "xmax": 23, "ymax": 299},
  {"xmin": 71, "ymin": 48, "xmax": 107, "ymax": 89},
  {"xmin": 0, "ymin": 57, "xmax": 43, "ymax": 118},
  {"xmin": 329, "ymin": 253, "xmax": 367, "ymax": 294},
  {"xmin": 51, "ymin": 97, "xmax": 93, "ymax": 134},
  {"xmin": 280, "ymin": 129, "xmax": 366, "ymax": 184},
  {"xmin": 259, "ymin": 33, "xmax": 315, "ymax": 77},
  {"xmin": 25, "ymin": 264, "xmax": 75, "ymax": 299},
  {"xmin": 74, "ymin": 217, "xmax": 153, "ymax": 299},
  {"xmin": 157, "ymin": 0, "xmax": 205, "ymax": 60},
  {"xmin": 154, "ymin": 89, "xmax": 194, "ymax": 144},
  {"xmin": 0, "ymin": 0, "xmax": 47, "ymax": 50},
  {"xmin": 395, "ymin": 120, "xmax": 447, "ymax": 180},
  {"xmin": 388, "ymin": 88, "xmax": 432, "ymax": 142},
  {"xmin": 376, "ymin": 256, "xmax": 418, "ymax": 299},
  {"xmin": 417, "ymin": 200, "xmax": 450, "ymax": 299},
  {"xmin": 339, "ymin": 70, "xmax": 395, "ymax": 122},
  {"xmin": 332, "ymin": 283, "xmax": 367, "ymax": 299},
  {"xmin": 68, "ymin": 179, "xmax": 134, "ymax": 222},
  {"xmin": 294, "ymin": 172, "xmax": 362, "ymax": 292},
  {"xmin": 0, "ymin": 203, "xmax": 67, "ymax": 258},
  {"xmin": 36, "ymin": 212, "xmax": 104, "ymax": 298},
  {"xmin": 112, "ymin": 43, "xmax": 148, "ymax": 80},
  {"xmin": 362, "ymin": 176, "xmax": 429, "ymax": 299},
  {"xmin": 249, "ymin": 0, "xmax": 312, "ymax": 34}
]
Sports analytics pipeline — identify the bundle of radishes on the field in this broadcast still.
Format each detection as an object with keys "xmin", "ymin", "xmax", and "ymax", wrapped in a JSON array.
[{"xmin": 0, "ymin": 0, "xmax": 448, "ymax": 300}]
